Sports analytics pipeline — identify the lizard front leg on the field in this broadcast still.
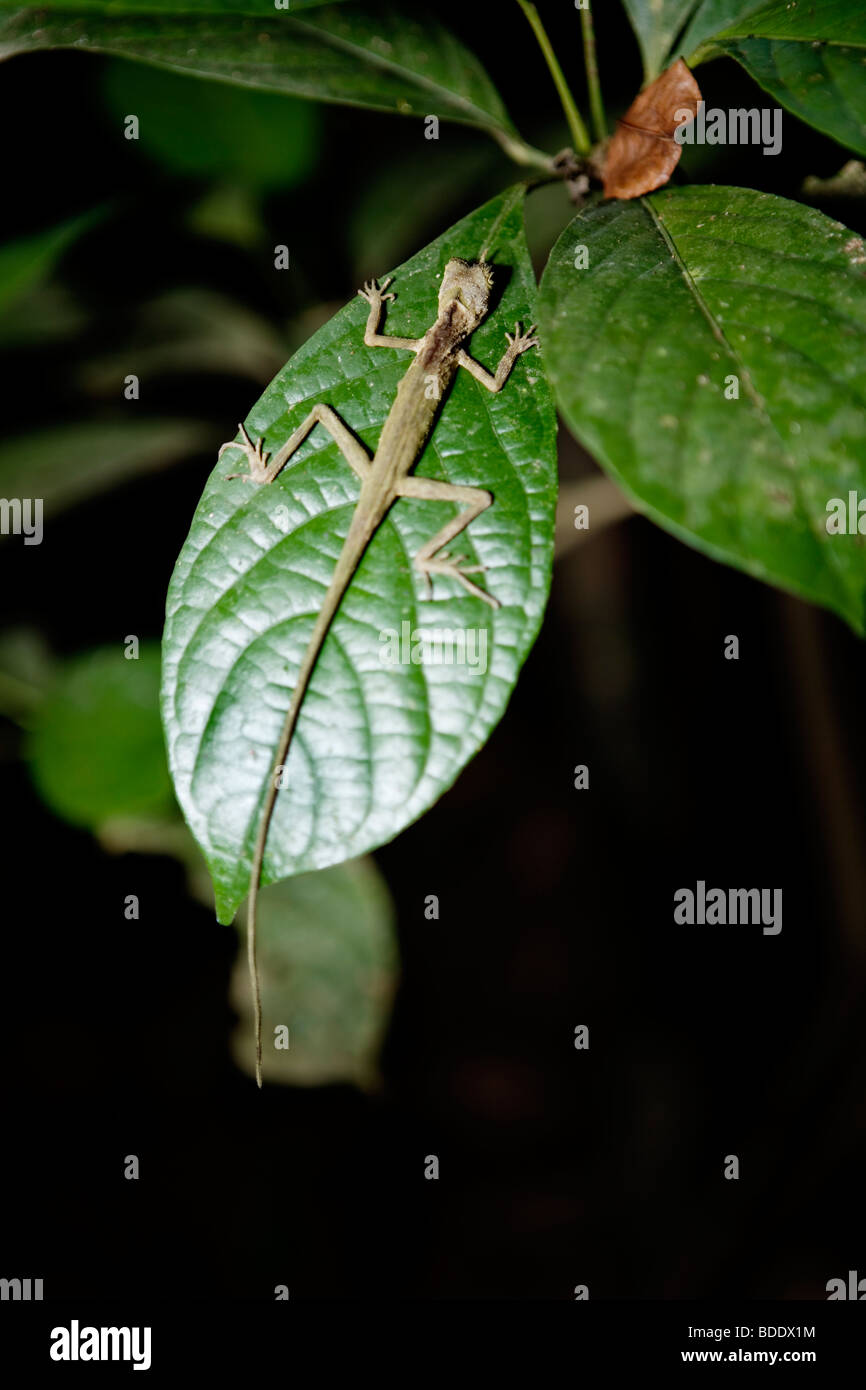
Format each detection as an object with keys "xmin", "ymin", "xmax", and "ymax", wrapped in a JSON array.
[
  {"xmin": 219, "ymin": 404, "xmax": 371, "ymax": 485},
  {"xmin": 456, "ymin": 322, "xmax": 539, "ymax": 392},
  {"xmin": 395, "ymin": 474, "xmax": 499, "ymax": 609},
  {"xmin": 358, "ymin": 277, "xmax": 422, "ymax": 352}
]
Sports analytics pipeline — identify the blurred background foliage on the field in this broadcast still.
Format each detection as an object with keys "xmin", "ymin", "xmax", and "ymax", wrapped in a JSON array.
[{"xmin": 2, "ymin": 0, "xmax": 866, "ymax": 1298}]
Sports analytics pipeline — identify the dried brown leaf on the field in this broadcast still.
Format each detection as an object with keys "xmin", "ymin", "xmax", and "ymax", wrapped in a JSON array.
[{"xmin": 603, "ymin": 58, "xmax": 701, "ymax": 201}]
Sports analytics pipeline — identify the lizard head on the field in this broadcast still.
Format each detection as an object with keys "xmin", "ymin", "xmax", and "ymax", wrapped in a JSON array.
[{"xmin": 438, "ymin": 258, "xmax": 494, "ymax": 331}]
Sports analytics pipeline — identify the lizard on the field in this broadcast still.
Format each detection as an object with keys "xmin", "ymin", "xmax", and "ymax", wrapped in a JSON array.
[{"xmin": 218, "ymin": 257, "xmax": 538, "ymax": 1086}]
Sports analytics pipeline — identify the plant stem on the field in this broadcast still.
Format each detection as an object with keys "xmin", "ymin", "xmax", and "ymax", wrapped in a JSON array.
[
  {"xmin": 516, "ymin": 0, "xmax": 591, "ymax": 156},
  {"xmin": 490, "ymin": 126, "xmax": 557, "ymax": 172},
  {"xmin": 579, "ymin": 2, "xmax": 607, "ymax": 144}
]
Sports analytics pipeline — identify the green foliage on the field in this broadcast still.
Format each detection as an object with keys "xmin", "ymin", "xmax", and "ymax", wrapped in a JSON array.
[
  {"xmin": 0, "ymin": 2, "xmax": 529, "ymax": 158},
  {"xmin": 27, "ymin": 645, "xmax": 174, "ymax": 828},
  {"xmin": 679, "ymin": 0, "xmax": 762, "ymax": 58},
  {"xmin": 162, "ymin": 186, "xmax": 558, "ymax": 923},
  {"xmin": 14, "ymin": 633, "xmax": 398, "ymax": 1088},
  {"xmin": 538, "ymin": 186, "xmax": 866, "ymax": 634},
  {"xmin": 684, "ymin": 0, "xmax": 866, "ymax": 155},
  {"xmin": 101, "ymin": 59, "xmax": 322, "ymax": 189},
  {"xmin": 622, "ymin": 0, "xmax": 700, "ymax": 81},
  {"xmin": 0, "ymin": 419, "xmax": 213, "ymax": 523},
  {"xmin": 229, "ymin": 856, "xmax": 398, "ymax": 1089},
  {"xmin": 4, "ymin": 0, "xmax": 866, "ymax": 1087},
  {"xmin": 0, "ymin": 211, "xmax": 98, "ymax": 315}
]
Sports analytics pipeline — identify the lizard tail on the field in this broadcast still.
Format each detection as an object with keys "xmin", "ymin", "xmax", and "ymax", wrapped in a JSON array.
[{"xmin": 246, "ymin": 575, "xmax": 356, "ymax": 1087}]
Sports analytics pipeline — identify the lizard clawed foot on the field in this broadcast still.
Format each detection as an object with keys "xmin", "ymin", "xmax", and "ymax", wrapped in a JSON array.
[
  {"xmin": 505, "ymin": 322, "xmax": 539, "ymax": 357},
  {"xmin": 416, "ymin": 553, "xmax": 500, "ymax": 610},
  {"xmin": 219, "ymin": 423, "xmax": 272, "ymax": 483},
  {"xmin": 358, "ymin": 276, "xmax": 396, "ymax": 310}
]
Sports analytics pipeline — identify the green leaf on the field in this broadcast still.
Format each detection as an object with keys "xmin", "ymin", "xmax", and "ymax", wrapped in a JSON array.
[
  {"xmin": 0, "ymin": 627, "xmax": 57, "ymax": 724},
  {"xmin": 538, "ymin": 186, "xmax": 866, "ymax": 635},
  {"xmin": 622, "ymin": 0, "xmax": 701, "ymax": 80},
  {"xmin": 350, "ymin": 143, "xmax": 510, "ymax": 284},
  {"xmin": 162, "ymin": 186, "xmax": 558, "ymax": 924},
  {"xmin": 27, "ymin": 644, "xmax": 174, "ymax": 828},
  {"xmin": 76, "ymin": 291, "xmax": 288, "ymax": 392},
  {"xmin": 685, "ymin": 0, "xmax": 866, "ymax": 156},
  {"xmin": 0, "ymin": 0, "xmax": 346, "ymax": 11},
  {"xmin": 679, "ymin": 1, "xmax": 754, "ymax": 58},
  {"xmin": 716, "ymin": 0, "xmax": 866, "ymax": 44},
  {"xmin": 0, "ymin": 211, "xmax": 98, "ymax": 316},
  {"xmin": 229, "ymin": 856, "xmax": 398, "ymax": 1089},
  {"xmin": 0, "ymin": 3, "xmax": 527, "ymax": 157},
  {"xmin": 101, "ymin": 58, "xmax": 321, "ymax": 189},
  {"xmin": 0, "ymin": 419, "xmax": 213, "ymax": 523}
]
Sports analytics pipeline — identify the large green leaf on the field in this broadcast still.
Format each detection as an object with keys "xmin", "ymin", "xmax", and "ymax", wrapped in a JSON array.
[
  {"xmin": 0, "ymin": 0, "xmax": 343, "ymax": 10},
  {"xmin": 679, "ymin": 0, "xmax": 757, "ymax": 57},
  {"xmin": 162, "ymin": 186, "xmax": 557, "ymax": 924},
  {"xmin": 0, "ymin": 3, "xmax": 530, "ymax": 159},
  {"xmin": 538, "ymin": 186, "xmax": 866, "ymax": 635},
  {"xmin": 683, "ymin": 0, "xmax": 866, "ymax": 156},
  {"xmin": 229, "ymin": 856, "xmax": 397, "ymax": 1089},
  {"xmin": 622, "ymin": 0, "xmax": 701, "ymax": 80}
]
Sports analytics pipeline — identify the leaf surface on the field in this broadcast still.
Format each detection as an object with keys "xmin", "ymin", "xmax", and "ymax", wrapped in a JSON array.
[
  {"xmin": 162, "ymin": 186, "xmax": 558, "ymax": 923},
  {"xmin": 0, "ymin": 2, "xmax": 518, "ymax": 147},
  {"xmin": 27, "ymin": 644, "xmax": 174, "ymax": 827},
  {"xmin": 683, "ymin": 0, "xmax": 866, "ymax": 155},
  {"xmin": 538, "ymin": 185, "xmax": 866, "ymax": 634},
  {"xmin": 623, "ymin": 0, "xmax": 701, "ymax": 80},
  {"xmin": 229, "ymin": 856, "xmax": 397, "ymax": 1089}
]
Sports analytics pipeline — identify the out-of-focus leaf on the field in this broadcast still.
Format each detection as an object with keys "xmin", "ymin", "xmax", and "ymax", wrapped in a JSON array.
[
  {"xmin": 350, "ymin": 141, "xmax": 510, "ymax": 282},
  {"xmin": 186, "ymin": 183, "xmax": 265, "ymax": 249},
  {"xmin": 0, "ymin": 284, "xmax": 87, "ymax": 347},
  {"xmin": 27, "ymin": 644, "xmax": 174, "ymax": 828},
  {"xmin": 96, "ymin": 814, "xmax": 399, "ymax": 1088},
  {"xmin": 0, "ymin": 211, "xmax": 98, "ymax": 316},
  {"xmin": 229, "ymin": 856, "xmax": 398, "ymax": 1089},
  {"xmin": 0, "ymin": 4, "xmax": 527, "ymax": 158},
  {"xmin": 538, "ymin": 186, "xmax": 866, "ymax": 636},
  {"xmin": 0, "ymin": 418, "xmax": 213, "ymax": 522},
  {"xmin": 98, "ymin": 813, "xmax": 214, "ymax": 904},
  {"xmin": 623, "ymin": 0, "xmax": 701, "ymax": 80},
  {"xmin": 76, "ymin": 290, "xmax": 288, "ymax": 394},
  {"xmin": 101, "ymin": 59, "xmax": 322, "ymax": 189},
  {"xmin": 803, "ymin": 160, "xmax": 866, "ymax": 201},
  {"xmin": 0, "ymin": 628, "xmax": 56, "ymax": 724}
]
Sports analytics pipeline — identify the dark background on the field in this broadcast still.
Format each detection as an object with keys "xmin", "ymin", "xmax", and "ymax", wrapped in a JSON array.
[{"xmin": 1, "ymin": 2, "xmax": 865, "ymax": 1300}]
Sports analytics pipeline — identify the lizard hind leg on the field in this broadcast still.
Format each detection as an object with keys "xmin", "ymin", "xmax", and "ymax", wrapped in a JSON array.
[{"xmin": 395, "ymin": 474, "xmax": 500, "ymax": 610}]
